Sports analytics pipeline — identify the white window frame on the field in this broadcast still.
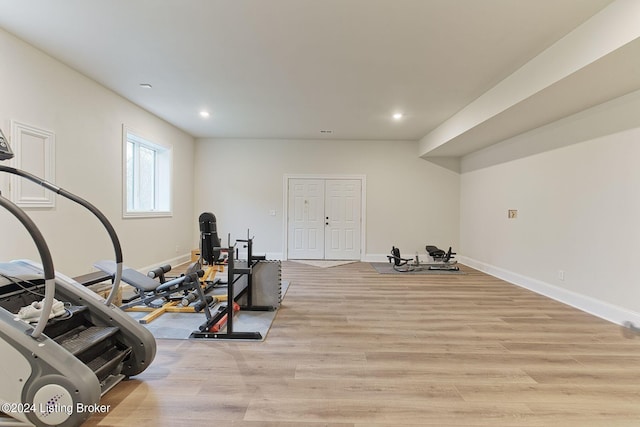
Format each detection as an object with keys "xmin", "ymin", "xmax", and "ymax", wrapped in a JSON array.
[{"xmin": 122, "ymin": 125, "xmax": 172, "ymax": 218}]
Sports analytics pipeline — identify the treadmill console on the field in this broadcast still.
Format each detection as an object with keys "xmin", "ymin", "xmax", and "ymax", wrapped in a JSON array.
[{"xmin": 0, "ymin": 127, "xmax": 14, "ymax": 161}]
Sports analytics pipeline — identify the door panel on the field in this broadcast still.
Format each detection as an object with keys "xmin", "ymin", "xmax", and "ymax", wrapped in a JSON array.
[
  {"xmin": 287, "ymin": 179, "xmax": 325, "ymax": 259},
  {"xmin": 324, "ymin": 179, "xmax": 361, "ymax": 260}
]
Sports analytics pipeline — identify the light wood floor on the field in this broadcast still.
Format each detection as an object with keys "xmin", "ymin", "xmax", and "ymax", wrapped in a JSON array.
[{"xmin": 85, "ymin": 261, "xmax": 640, "ymax": 426}]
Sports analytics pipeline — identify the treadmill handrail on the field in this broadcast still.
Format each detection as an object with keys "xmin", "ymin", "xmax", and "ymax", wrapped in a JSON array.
[
  {"xmin": 0, "ymin": 194, "xmax": 55, "ymax": 338},
  {"xmin": 0, "ymin": 165, "xmax": 123, "ymax": 306}
]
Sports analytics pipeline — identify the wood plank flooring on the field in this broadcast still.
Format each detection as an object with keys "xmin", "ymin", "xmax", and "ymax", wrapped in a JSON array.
[{"xmin": 85, "ymin": 261, "xmax": 640, "ymax": 426}]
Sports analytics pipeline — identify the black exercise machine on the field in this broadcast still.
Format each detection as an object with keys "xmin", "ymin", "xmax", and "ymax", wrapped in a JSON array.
[
  {"xmin": 94, "ymin": 260, "xmax": 205, "ymax": 310},
  {"xmin": 191, "ymin": 225, "xmax": 274, "ymax": 340},
  {"xmin": 425, "ymin": 245, "xmax": 456, "ymax": 263},
  {"xmin": 387, "ymin": 246, "xmax": 417, "ymax": 272},
  {"xmin": 387, "ymin": 245, "xmax": 459, "ymax": 272},
  {"xmin": 93, "ymin": 260, "xmax": 217, "ymax": 324},
  {"xmin": 198, "ymin": 212, "xmax": 227, "ymax": 284}
]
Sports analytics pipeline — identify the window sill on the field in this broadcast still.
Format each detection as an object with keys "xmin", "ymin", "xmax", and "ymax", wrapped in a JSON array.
[{"xmin": 123, "ymin": 210, "xmax": 173, "ymax": 219}]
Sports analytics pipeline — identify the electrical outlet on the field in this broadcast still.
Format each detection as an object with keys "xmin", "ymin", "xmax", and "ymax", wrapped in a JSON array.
[
  {"xmin": 508, "ymin": 209, "xmax": 518, "ymax": 219},
  {"xmin": 175, "ymin": 245, "xmax": 180, "ymax": 253},
  {"xmin": 558, "ymin": 270, "xmax": 565, "ymax": 281}
]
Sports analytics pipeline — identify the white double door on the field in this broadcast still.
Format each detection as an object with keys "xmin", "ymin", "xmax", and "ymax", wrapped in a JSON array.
[{"xmin": 287, "ymin": 178, "xmax": 362, "ymax": 260}]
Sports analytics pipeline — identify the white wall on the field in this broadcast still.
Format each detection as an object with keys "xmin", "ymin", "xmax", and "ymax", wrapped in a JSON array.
[
  {"xmin": 195, "ymin": 138, "xmax": 460, "ymax": 260},
  {"xmin": 0, "ymin": 28, "xmax": 195, "ymax": 275},
  {"xmin": 460, "ymin": 92, "xmax": 640, "ymax": 324}
]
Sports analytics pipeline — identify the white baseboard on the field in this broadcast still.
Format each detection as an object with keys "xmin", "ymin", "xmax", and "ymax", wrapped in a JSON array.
[
  {"xmin": 362, "ymin": 253, "xmax": 389, "ymax": 263},
  {"xmin": 460, "ymin": 256, "xmax": 640, "ymax": 327}
]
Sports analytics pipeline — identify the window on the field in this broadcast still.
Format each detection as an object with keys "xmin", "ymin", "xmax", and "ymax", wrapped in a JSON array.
[{"xmin": 123, "ymin": 127, "xmax": 172, "ymax": 217}]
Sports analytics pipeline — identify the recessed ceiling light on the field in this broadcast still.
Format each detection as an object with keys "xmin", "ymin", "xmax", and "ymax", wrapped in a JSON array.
[
  {"xmin": 139, "ymin": 83, "xmax": 152, "ymax": 88},
  {"xmin": 199, "ymin": 111, "xmax": 210, "ymax": 118},
  {"xmin": 392, "ymin": 113, "xmax": 403, "ymax": 120}
]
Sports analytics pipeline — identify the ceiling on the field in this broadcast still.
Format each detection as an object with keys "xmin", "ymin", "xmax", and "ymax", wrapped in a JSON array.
[
  {"xmin": 0, "ymin": 0, "xmax": 630, "ymax": 156},
  {"xmin": 426, "ymin": 35, "xmax": 640, "ymax": 157}
]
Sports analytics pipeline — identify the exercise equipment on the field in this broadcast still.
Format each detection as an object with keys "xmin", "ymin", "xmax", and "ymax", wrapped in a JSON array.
[
  {"xmin": 93, "ymin": 260, "xmax": 210, "ymax": 324},
  {"xmin": 198, "ymin": 212, "xmax": 227, "ymax": 284},
  {"xmin": 423, "ymin": 245, "xmax": 458, "ymax": 271},
  {"xmin": 210, "ymin": 302, "xmax": 240, "ymax": 333},
  {"xmin": 387, "ymin": 246, "xmax": 417, "ymax": 272},
  {"xmin": 387, "ymin": 246, "xmax": 459, "ymax": 272},
  {"xmin": 94, "ymin": 261, "xmax": 203, "ymax": 309},
  {"xmin": 191, "ymin": 228, "xmax": 281, "ymax": 340},
  {"xmin": 0, "ymin": 127, "xmax": 155, "ymax": 426},
  {"xmin": 182, "ymin": 291, "xmax": 225, "ymax": 307},
  {"xmin": 425, "ymin": 245, "xmax": 456, "ymax": 263}
]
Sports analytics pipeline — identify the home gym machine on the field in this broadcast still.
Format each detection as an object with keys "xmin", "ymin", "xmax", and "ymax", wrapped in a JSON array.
[
  {"xmin": 95, "ymin": 213, "xmax": 226, "ymax": 324},
  {"xmin": 425, "ymin": 245, "xmax": 456, "ymax": 263},
  {"xmin": 0, "ymin": 127, "xmax": 155, "ymax": 426},
  {"xmin": 423, "ymin": 245, "xmax": 458, "ymax": 271},
  {"xmin": 198, "ymin": 212, "xmax": 227, "ymax": 284},
  {"xmin": 387, "ymin": 245, "xmax": 459, "ymax": 272},
  {"xmin": 93, "ymin": 260, "xmax": 209, "ymax": 324},
  {"xmin": 191, "ymin": 215, "xmax": 281, "ymax": 340}
]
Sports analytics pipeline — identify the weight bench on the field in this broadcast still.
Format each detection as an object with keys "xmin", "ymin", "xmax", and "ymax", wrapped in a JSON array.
[
  {"xmin": 94, "ymin": 260, "xmax": 210, "ymax": 323},
  {"xmin": 425, "ymin": 245, "xmax": 456, "ymax": 263}
]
